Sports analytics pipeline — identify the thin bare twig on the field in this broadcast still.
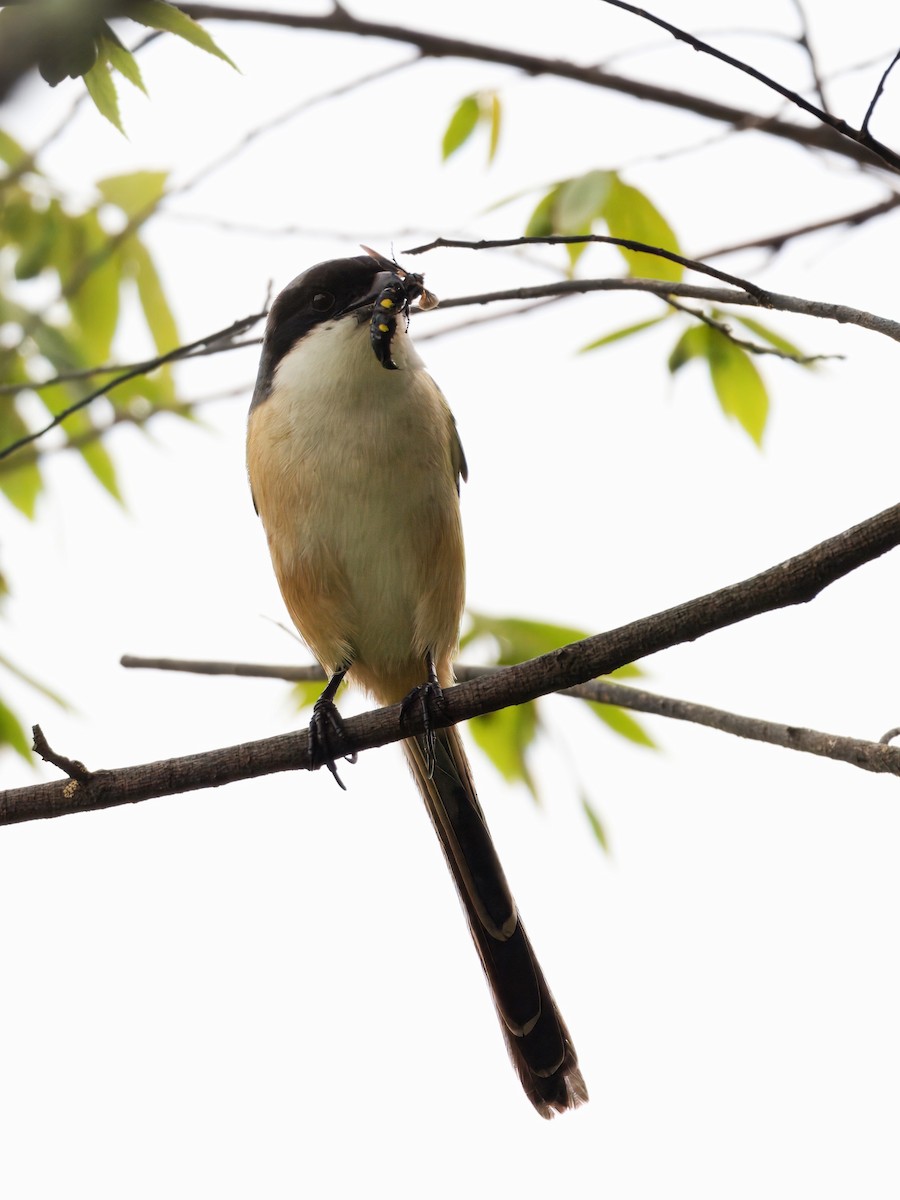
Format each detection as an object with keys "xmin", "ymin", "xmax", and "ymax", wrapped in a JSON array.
[
  {"xmin": 663, "ymin": 297, "xmax": 840, "ymax": 364},
  {"xmin": 179, "ymin": 3, "xmax": 898, "ymax": 171},
  {"xmin": 862, "ymin": 49, "xmax": 900, "ymax": 137},
  {"xmin": 597, "ymin": 0, "xmax": 900, "ymax": 170},
  {"xmin": 0, "ymin": 312, "xmax": 264, "ymax": 462}
]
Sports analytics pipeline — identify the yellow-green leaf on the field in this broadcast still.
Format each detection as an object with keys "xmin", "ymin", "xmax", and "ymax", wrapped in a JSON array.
[
  {"xmin": 442, "ymin": 94, "xmax": 480, "ymax": 160},
  {"xmin": 66, "ymin": 211, "xmax": 121, "ymax": 362},
  {"xmin": 0, "ymin": 128, "xmax": 28, "ymax": 169},
  {"xmin": 587, "ymin": 700, "xmax": 656, "ymax": 748},
  {"xmin": 732, "ymin": 314, "xmax": 814, "ymax": 365},
  {"xmin": 470, "ymin": 702, "xmax": 539, "ymax": 801},
  {"xmin": 78, "ymin": 437, "xmax": 123, "ymax": 502},
  {"xmin": 100, "ymin": 31, "xmax": 147, "ymax": 94},
  {"xmin": 604, "ymin": 177, "xmax": 682, "ymax": 282},
  {"xmin": 556, "ymin": 169, "xmax": 613, "ymax": 234},
  {"xmin": 292, "ymin": 679, "xmax": 327, "ymax": 712},
  {"xmin": 488, "ymin": 92, "xmax": 502, "ymax": 163},
  {"xmin": 82, "ymin": 57, "xmax": 123, "ymax": 133},
  {"xmin": 0, "ymin": 695, "xmax": 31, "ymax": 761},
  {"xmin": 127, "ymin": 1, "xmax": 238, "ymax": 69},
  {"xmin": 580, "ymin": 794, "xmax": 610, "ymax": 853},
  {"xmin": 706, "ymin": 331, "xmax": 769, "ymax": 446},
  {"xmin": 580, "ymin": 314, "xmax": 668, "ymax": 353},
  {"xmin": 0, "ymin": 403, "xmax": 42, "ymax": 516},
  {"xmin": 668, "ymin": 324, "xmax": 709, "ymax": 373},
  {"xmin": 461, "ymin": 612, "xmax": 591, "ymax": 665},
  {"xmin": 126, "ymin": 237, "xmax": 179, "ymax": 353},
  {"xmin": 98, "ymin": 170, "xmax": 169, "ymax": 218},
  {"xmin": 524, "ymin": 184, "xmax": 562, "ymax": 238}
]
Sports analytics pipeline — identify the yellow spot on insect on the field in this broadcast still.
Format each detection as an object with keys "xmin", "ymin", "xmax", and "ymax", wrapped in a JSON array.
[
  {"xmin": 379, "ymin": 297, "xmax": 395, "ymax": 309},
  {"xmin": 377, "ymin": 322, "xmax": 390, "ymax": 333}
]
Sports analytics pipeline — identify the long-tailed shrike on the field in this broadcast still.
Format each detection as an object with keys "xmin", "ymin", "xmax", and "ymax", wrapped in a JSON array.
[{"xmin": 246, "ymin": 248, "xmax": 586, "ymax": 1117}]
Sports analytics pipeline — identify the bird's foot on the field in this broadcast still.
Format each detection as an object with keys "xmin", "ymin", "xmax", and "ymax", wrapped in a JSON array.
[
  {"xmin": 400, "ymin": 677, "xmax": 446, "ymax": 779},
  {"xmin": 309, "ymin": 696, "xmax": 357, "ymax": 790}
]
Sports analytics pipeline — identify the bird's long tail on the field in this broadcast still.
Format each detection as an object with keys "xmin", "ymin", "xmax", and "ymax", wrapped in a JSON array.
[{"xmin": 404, "ymin": 725, "xmax": 587, "ymax": 1117}]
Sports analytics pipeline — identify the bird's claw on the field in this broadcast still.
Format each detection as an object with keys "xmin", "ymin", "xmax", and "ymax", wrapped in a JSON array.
[
  {"xmin": 309, "ymin": 696, "xmax": 357, "ymax": 790},
  {"xmin": 401, "ymin": 677, "xmax": 446, "ymax": 779}
]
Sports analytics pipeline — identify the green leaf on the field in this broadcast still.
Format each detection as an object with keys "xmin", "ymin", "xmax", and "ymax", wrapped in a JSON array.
[
  {"xmin": 126, "ymin": 237, "xmax": 179, "ymax": 353},
  {"xmin": 580, "ymin": 314, "xmax": 668, "ymax": 353},
  {"xmin": 524, "ymin": 184, "xmax": 562, "ymax": 238},
  {"xmin": 0, "ymin": 695, "xmax": 31, "ymax": 761},
  {"xmin": 291, "ymin": 679, "xmax": 328, "ymax": 712},
  {"xmin": 97, "ymin": 169, "xmax": 168, "ymax": 219},
  {"xmin": 668, "ymin": 324, "xmax": 709, "ymax": 373},
  {"xmin": 82, "ymin": 57, "xmax": 123, "ymax": 133},
  {"xmin": 127, "ymin": 1, "xmax": 238, "ymax": 68},
  {"xmin": 0, "ymin": 652, "xmax": 69, "ymax": 708},
  {"xmin": 587, "ymin": 701, "xmax": 656, "ymax": 748},
  {"xmin": 77, "ymin": 436, "xmax": 123, "ymax": 502},
  {"xmin": 555, "ymin": 169, "xmax": 613, "ymax": 234},
  {"xmin": 604, "ymin": 177, "xmax": 682, "ymax": 281},
  {"xmin": 706, "ymin": 331, "xmax": 769, "ymax": 446},
  {"xmin": 442, "ymin": 95, "xmax": 480, "ymax": 160},
  {"xmin": 461, "ymin": 612, "xmax": 592, "ymax": 665},
  {"xmin": 100, "ymin": 31, "xmax": 147, "ymax": 94},
  {"xmin": 488, "ymin": 92, "xmax": 502, "ymax": 163},
  {"xmin": 0, "ymin": 402, "xmax": 42, "ymax": 516},
  {"xmin": 580, "ymin": 794, "xmax": 610, "ymax": 853},
  {"xmin": 0, "ymin": 128, "xmax": 28, "ymax": 170},
  {"xmin": 470, "ymin": 702, "xmax": 540, "ymax": 800},
  {"xmin": 65, "ymin": 210, "xmax": 122, "ymax": 363}
]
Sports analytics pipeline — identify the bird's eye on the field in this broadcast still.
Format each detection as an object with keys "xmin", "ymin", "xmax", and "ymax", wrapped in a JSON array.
[{"xmin": 311, "ymin": 292, "xmax": 334, "ymax": 311}]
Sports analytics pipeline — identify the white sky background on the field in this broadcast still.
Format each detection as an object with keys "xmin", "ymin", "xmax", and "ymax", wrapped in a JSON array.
[{"xmin": 2, "ymin": 1, "xmax": 900, "ymax": 1196}]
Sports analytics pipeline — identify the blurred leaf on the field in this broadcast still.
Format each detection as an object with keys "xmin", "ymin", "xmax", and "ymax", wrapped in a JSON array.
[
  {"xmin": 65, "ymin": 210, "xmax": 121, "ymax": 362},
  {"xmin": 488, "ymin": 92, "xmax": 502, "ymax": 163},
  {"xmin": 670, "ymin": 324, "xmax": 770, "ymax": 443},
  {"xmin": 580, "ymin": 794, "xmax": 610, "ymax": 853},
  {"xmin": 12, "ymin": 201, "xmax": 61, "ymax": 279},
  {"xmin": 77, "ymin": 434, "xmax": 123, "ymax": 502},
  {"xmin": 442, "ymin": 94, "xmax": 480, "ymax": 160},
  {"xmin": 98, "ymin": 170, "xmax": 168, "ymax": 218},
  {"xmin": 706, "ymin": 330, "xmax": 769, "ymax": 445},
  {"xmin": 732, "ymin": 314, "xmax": 815, "ymax": 365},
  {"xmin": 0, "ymin": 695, "xmax": 31, "ymax": 761},
  {"xmin": 82, "ymin": 57, "xmax": 123, "ymax": 133},
  {"xmin": 667, "ymin": 323, "xmax": 709, "ymax": 372},
  {"xmin": 0, "ymin": 128, "xmax": 28, "ymax": 170},
  {"xmin": 524, "ymin": 184, "xmax": 562, "ymax": 237},
  {"xmin": 0, "ymin": 402, "xmax": 42, "ymax": 516},
  {"xmin": 470, "ymin": 702, "xmax": 539, "ymax": 800},
  {"xmin": 100, "ymin": 30, "xmax": 147, "ymax": 94},
  {"xmin": 605, "ymin": 177, "xmax": 683, "ymax": 281},
  {"xmin": 125, "ymin": 237, "xmax": 179, "ymax": 353},
  {"xmin": 127, "ymin": 0, "xmax": 238, "ymax": 69},
  {"xmin": 556, "ymin": 169, "xmax": 613, "ymax": 233},
  {"xmin": 586, "ymin": 700, "xmax": 656, "ymax": 748},
  {"xmin": 0, "ymin": 652, "xmax": 68, "ymax": 708},
  {"xmin": 580, "ymin": 314, "xmax": 668, "ymax": 353},
  {"xmin": 461, "ymin": 612, "xmax": 592, "ymax": 664},
  {"xmin": 291, "ymin": 678, "xmax": 327, "ymax": 712}
]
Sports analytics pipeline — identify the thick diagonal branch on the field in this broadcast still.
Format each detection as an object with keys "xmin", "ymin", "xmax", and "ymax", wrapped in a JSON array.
[{"xmin": 2, "ymin": 500, "xmax": 899, "ymax": 825}]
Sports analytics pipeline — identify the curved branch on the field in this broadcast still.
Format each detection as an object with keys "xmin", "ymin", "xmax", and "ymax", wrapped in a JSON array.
[
  {"xmin": 3, "ymin": 499, "xmax": 899, "ymax": 825},
  {"xmin": 178, "ymin": 3, "xmax": 898, "ymax": 171}
]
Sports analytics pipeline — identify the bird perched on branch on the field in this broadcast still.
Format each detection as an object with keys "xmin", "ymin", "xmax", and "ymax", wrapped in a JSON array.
[{"xmin": 246, "ymin": 247, "xmax": 586, "ymax": 1117}]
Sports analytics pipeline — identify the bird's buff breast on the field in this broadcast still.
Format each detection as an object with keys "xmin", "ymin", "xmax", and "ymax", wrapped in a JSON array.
[{"xmin": 246, "ymin": 321, "xmax": 465, "ymax": 699}]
